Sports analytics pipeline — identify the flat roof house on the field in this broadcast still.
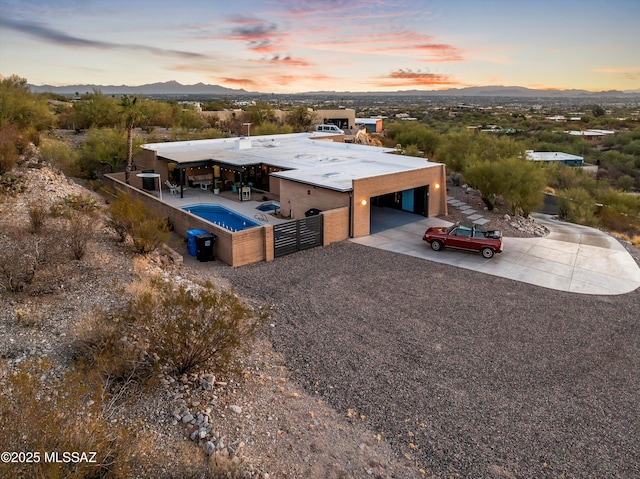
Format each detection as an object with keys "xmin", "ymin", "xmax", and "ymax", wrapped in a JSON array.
[
  {"xmin": 136, "ymin": 133, "xmax": 447, "ymax": 238},
  {"xmin": 526, "ymin": 150, "xmax": 584, "ymax": 166}
]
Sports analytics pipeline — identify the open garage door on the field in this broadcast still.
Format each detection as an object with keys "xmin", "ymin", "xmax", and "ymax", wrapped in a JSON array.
[
  {"xmin": 372, "ymin": 185, "xmax": 429, "ymax": 216},
  {"xmin": 369, "ymin": 185, "xmax": 430, "ymax": 234}
]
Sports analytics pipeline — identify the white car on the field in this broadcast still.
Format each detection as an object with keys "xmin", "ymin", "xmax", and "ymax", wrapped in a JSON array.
[{"xmin": 314, "ymin": 124, "xmax": 344, "ymax": 134}]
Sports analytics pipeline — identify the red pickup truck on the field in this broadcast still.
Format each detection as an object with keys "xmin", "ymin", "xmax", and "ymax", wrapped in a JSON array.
[{"xmin": 423, "ymin": 223, "xmax": 503, "ymax": 258}]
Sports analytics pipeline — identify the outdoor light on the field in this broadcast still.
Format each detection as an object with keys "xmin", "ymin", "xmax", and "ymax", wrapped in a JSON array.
[
  {"xmin": 435, "ymin": 183, "xmax": 440, "ymax": 189},
  {"xmin": 361, "ymin": 199, "xmax": 367, "ymax": 206}
]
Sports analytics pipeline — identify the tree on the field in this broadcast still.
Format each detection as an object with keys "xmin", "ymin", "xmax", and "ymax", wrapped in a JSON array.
[
  {"xmin": 591, "ymin": 105, "xmax": 606, "ymax": 118},
  {"xmin": 247, "ymin": 101, "xmax": 276, "ymax": 126},
  {"xmin": 498, "ymin": 157, "xmax": 546, "ymax": 216},
  {"xmin": 285, "ymin": 105, "xmax": 315, "ymax": 132},
  {"xmin": 463, "ymin": 160, "xmax": 503, "ymax": 210},
  {"xmin": 72, "ymin": 89, "xmax": 119, "ymax": 129},
  {"xmin": 78, "ymin": 128, "xmax": 128, "ymax": 177},
  {"xmin": 119, "ymin": 95, "xmax": 141, "ymax": 184},
  {"xmin": 0, "ymin": 75, "xmax": 54, "ymax": 131},
  {"xmin": 386, "ymin": 122, "xmax": 440, "ymax": 158},
  {"xmin": 252, "ymin": 123, "xmax": 293, "ymax": 136},
  {"xmin": 464, "ymin": 156, "xmax": 545, "ymax": 214}
]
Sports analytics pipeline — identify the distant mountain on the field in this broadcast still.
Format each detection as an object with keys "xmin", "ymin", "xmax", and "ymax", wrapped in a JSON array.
[
  {"xmin": 311, "ymin": 86, "xmax": 633, "ymax": 98},
  {"xmin": 28, "ymin": 81, "xmax": 638, "ymax": 98},
  {"xmin": 30, "ymin": 80, "xmax": 247, "ymax": 96}
]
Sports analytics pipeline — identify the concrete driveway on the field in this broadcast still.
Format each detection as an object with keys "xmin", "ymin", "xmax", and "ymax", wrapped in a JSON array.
[{"xmin": 351, "ymin": 208, "xmax": 640, "ymax": 295}]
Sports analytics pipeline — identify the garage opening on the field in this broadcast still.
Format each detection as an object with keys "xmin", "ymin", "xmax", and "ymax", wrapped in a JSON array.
[
  {"xmin": 372, "ymin": 185, "xmax": 429, "ymax": 216},
  {"xmin": 369, "ymin": 185, "xmax": 430, "ymax": 234}
]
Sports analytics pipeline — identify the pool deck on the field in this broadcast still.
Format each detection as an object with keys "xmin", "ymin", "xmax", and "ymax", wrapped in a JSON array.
[{"xmin": 154, "ymin": 187, "xmax": 289, "ymax": 228}]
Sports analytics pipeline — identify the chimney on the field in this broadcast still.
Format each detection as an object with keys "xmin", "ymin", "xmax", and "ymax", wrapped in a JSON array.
[{"xmin": 234, "ymin": 137, "xmax": 252, "ymax": 150}]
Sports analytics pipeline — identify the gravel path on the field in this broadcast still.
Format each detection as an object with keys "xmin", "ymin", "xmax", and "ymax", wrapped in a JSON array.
[{"xmin": 217, "ymin": 241, "xmax": 640, "ymax": 478}]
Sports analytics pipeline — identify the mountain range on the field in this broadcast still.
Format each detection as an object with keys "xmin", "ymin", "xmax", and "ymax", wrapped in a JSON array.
[{"xmin": 29, "ymin": 80, "xmax": 640, "ymax": 98}]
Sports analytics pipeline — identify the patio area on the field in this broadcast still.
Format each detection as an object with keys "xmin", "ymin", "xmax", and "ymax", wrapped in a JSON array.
[{"xmin": 153, "ymin": 185, "xmax": 290, "ymax": 229}]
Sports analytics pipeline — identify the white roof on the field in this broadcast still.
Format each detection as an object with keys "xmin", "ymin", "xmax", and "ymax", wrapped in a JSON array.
[
  {"xmin": 565, "ymin": 129, "xmax": 615, "ymax": 136},
  {"xmin": 355, "ymin": 118, "xmax": 382, "ymax": 125},
  {"xmin": 526, "ymin": 151, "xmax": 583, "ymax": 162},
  {"xmin": 143, "ymin": 133, "xmax": 440, "ymax": 192}
]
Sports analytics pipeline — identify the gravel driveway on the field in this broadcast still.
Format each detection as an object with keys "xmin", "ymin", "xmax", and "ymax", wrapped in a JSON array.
[{"xmin": 217, "ymin": 241, "xmax": 640, "ymax": 478}]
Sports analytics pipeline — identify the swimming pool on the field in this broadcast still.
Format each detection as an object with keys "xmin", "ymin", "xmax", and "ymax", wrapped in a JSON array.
[
  {"xmin": 255, "ymin": 201, "xmax": 280, "ymax": 212},
  {"xmin": 183, "ymin": 204, "xmax": 260, "ymax": 232}
]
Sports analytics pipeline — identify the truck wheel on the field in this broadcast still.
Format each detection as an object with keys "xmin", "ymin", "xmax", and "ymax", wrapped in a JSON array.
[
  {"xmin": 481, "ymin": 247, "xmax": 494, "ymax": 259},
  {"xmin": 431, "ymin": 240, "xmax": 443, "ymax": 251}
]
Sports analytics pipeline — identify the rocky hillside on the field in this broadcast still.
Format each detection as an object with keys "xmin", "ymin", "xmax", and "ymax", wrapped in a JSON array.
[{"xmin": 0, "ymin": 161, "xmax": 418, "ymax": 478}]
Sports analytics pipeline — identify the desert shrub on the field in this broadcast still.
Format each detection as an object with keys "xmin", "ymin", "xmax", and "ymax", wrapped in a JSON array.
[
  {"xmin": 107, "ymin": 191, "xmax": 169, "ymax": 253},
  {"xmin": 0, "ymin": 124, "xmax": 27, "ymax": 174},
  {"xmin": 74, "ymin": 308, "xmax": 156, "ymax": 400},
  {"xmin": 28, "ymin": 200, "xmax": 48, "ymax": 233},
  {"xmin": 595, "ymin": 188, "xmax": 640, "ymax": 237},
  {"xmin": 40, "ymin": 137, "xmax": 82, "ymax": 176},
  {"xmin": 52, "ymin": 192, "xmax": 100, "ymax": 216},
  {"xmin": 0, "ymin": 359, "xmax": 132, "ymax": 479},
  {"xmin": 75, "ymin": 274, "xmax": 265, "ymax": 382},
  {"xmin": 0, "ymin": 139, "xmax": 18, "ymax": 174},
  {"xmin": 556, "ymin": 187, "xmax": 599, "ymax": 226},
  {"xmin": 0, "ymin": 170, "xmax": 27, "ymax": 194},
  {"xmin": 616, "ymin": 174, "xmax": 635, "ymax": 192},
  {"xmin": 131, "ymin": 216, "xmax": 170, "ymax": 254},
  {"xmin": 130, "ymin": 275, "xmax": 265, "ymax": 375},
  {"xmin": 0, "ymin": 228, "xmax": 47, "ymax": 293},
  {"xmin": 66, "ymin": 211, "xmax": 98, "ymax": 260},
  {"xmin": 107, "ymin": 191, "xmax": 140, "ymax": 242}
]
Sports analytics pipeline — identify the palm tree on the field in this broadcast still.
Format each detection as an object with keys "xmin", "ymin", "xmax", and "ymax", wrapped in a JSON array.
[{"xmin": 120, "ymin": 95, "xmax": 140, "ymax": 184}]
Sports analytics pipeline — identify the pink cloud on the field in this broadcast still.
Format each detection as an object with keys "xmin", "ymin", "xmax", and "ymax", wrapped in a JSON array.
[
  {"xmin": 310, "ymin": 31, "xmax": 464, "ymax": 62},
  {"xmin": 252, "ymin": 55, "xmax": 312, "ymax": 68}
]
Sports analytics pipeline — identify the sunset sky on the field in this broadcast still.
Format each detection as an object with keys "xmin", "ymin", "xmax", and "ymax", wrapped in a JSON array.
[{"xmin": 1, "ymin": 0, "xmax": 639, "ymax": 93}]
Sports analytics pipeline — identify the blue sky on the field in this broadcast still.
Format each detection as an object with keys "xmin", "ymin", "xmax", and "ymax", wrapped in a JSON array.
[{"xmin": 1, "ymin": 0, "xmax": 639, "ymax": 92}]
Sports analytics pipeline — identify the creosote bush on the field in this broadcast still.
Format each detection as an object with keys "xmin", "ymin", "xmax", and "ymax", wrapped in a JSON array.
[
  {"xmin": 107, "ymin": 191, "xmax": 169, "ymax": 253},
  {"xmin": 131, "ymin": 275, "xmax": 266, "ymax": 376},
  {"xmin": 75, "ymin": 273, "xmax": 266, "ymax": 386}
]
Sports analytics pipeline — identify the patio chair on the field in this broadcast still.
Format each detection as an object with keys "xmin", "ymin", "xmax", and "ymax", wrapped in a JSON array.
[{"xmin": 165, "ymin": 180, "xmax": 179, "ymax": 195}]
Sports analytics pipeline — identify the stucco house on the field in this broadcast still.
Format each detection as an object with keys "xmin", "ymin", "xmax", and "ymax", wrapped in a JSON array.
[{"xmin": 134, "ymin": 132, "xmax": 447, "ymax": 238}]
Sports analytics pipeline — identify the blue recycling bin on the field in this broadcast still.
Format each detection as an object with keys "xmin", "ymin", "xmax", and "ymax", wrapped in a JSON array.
[{"xmin": 186, "ymin": 229, "xmax": 207, "ymax": 256}]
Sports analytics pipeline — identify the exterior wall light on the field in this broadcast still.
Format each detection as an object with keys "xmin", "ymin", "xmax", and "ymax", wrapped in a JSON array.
[
  {"xmin": 435, "ymin": 183, "xmax": 440, "ymax": 189},
  {"xmin": 361, "ymin": 199, "xmax": 367, "ymax": 206}
]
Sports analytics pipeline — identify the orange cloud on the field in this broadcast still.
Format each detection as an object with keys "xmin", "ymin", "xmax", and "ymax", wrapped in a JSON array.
[
  {"xmin": 594, "ymin": 67, "xmax": 640, "ymax": 81},
  {"xmin": 374, "ymin": 69, "xmax": 457, "ymax": 88},
  {"xmin": 220, "ymin": 77, "xmax": 259, "ymax": 88}
]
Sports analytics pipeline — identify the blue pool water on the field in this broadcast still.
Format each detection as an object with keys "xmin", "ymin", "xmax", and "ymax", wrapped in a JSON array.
[
  {"xmin": 256, "ymin": 201, "xmax": 280, "ymax": 212},
  {"xmin": 183, "ymin": 204, "xmax": 260, "ymax": 232}
]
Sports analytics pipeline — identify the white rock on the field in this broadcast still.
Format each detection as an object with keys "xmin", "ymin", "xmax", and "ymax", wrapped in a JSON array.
[{"xmin": 229, "ymin": 405, "xmax": 242, "ymax": 414}]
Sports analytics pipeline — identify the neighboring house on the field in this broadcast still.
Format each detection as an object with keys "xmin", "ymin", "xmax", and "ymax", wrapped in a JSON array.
[
  {"xmin": 135, "ymin": 133, "xmax": 447, "ymax": 238},
  {"xmin": 565, "ymin": 129, "xmax": 615, "ymax": 140},
  {"xmin": 526, "ymin": 150, "xmax": 584, "ymax": 166},
  {"xmin": 313, "ymin": 109, "xmax": 356, "ymax": 130},
  {"xmin": 201, "ymin": 108, "xmax": 355, "ymax": 131},
  {"xmin": 355, "ymin": 118, "xmax": 383, "ymax": 134}
]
